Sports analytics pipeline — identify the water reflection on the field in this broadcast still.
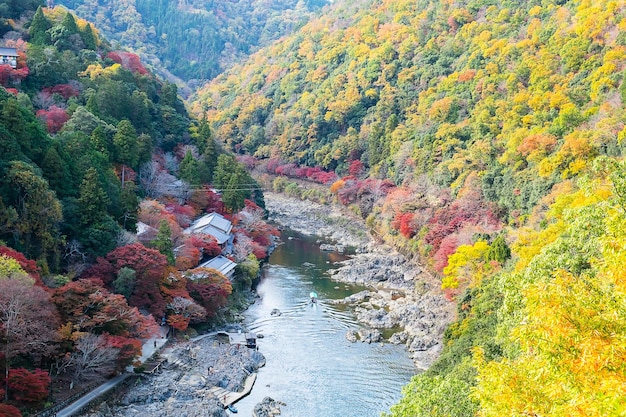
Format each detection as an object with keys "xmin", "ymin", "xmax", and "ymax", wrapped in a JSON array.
[{"xmin": 233, "ymin": 230, "xmax": 416, "ymax": 417}]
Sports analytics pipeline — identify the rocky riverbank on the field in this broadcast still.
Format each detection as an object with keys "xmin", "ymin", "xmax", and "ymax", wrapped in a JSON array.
[
  {"xmin": 264, "ymin": 192, "xmax": 455, "ymax": 369},
  {"xmin": 80, "ymin": 332, "xmax": 277, "ymax": 417},
  {"xmin": 264, "ymin": 192, "xmax": 372, "ymax": 250},
  {"xmin": 79, "ymin": 191, "xmax": 454, "ymax": 417}
]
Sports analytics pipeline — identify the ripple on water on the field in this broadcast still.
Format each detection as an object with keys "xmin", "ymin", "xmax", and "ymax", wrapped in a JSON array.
[{"xmin": 233, "ymin": 237, "xmax": 416, "ymax": 417}]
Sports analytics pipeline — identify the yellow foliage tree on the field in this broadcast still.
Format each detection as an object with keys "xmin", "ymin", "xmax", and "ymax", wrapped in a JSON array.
[
  {"xmin": 474, "ymin": 178, "xmax": 626, "ymax": 417},
  {"xmin": 442, "ymin": 240, "xmax": 490, "ymax": 289}
]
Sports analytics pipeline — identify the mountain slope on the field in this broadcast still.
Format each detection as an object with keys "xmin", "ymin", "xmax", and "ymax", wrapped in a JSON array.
[
  {"xmin": 55, "ymin": 0, "xmax": 328, "ymax": 92},
  {"xmin": 192, "ymin": 0, "xmax": 626, "ymax": 221},
  {"xmin": 190, "ymin": 0, "xmax": 626, "ymax": 415}
]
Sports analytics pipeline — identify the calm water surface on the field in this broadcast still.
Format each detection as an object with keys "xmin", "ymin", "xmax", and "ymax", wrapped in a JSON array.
[{"xmin": 233, "ymin": 230, "xmax": 416, "ymax": 416}]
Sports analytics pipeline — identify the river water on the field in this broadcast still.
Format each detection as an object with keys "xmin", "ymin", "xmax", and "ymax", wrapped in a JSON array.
[{"xmin": 234, "ymin": 229, "xmax": 416, "ymax": 417}]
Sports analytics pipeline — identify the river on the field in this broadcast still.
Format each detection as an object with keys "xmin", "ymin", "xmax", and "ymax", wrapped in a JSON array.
[{"xmin": 234, "ymin": 229, "xmax": 417, "ymax": 417}]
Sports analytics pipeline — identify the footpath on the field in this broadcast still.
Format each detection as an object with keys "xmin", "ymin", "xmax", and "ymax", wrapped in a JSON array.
[{"xmin": 54, "ymin": 325, "xmax": 170, "ymax": 417}]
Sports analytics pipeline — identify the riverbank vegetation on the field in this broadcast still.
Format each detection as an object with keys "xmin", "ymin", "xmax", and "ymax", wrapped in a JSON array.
[
  {"xmin": 0, "ymin": 4, "xmax": 278, "ymax": 415},
  {"xmin": 190, "ymin": 0, "xmax": 626, "ymax": 414}
]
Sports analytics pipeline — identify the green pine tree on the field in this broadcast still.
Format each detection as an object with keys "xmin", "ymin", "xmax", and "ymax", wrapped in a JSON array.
[
  {"xmin": 179, "ymin": 149, "xmax": 201, "ymax": 185},
  {"xmin": 90, "ymin": 125, "xmax": 109, "ymax": 158},
  {"xmin": 78, "ymin": 167, "xmax": 110, "ymax": 227},
  {"xmin": 486, "ymin": 234, "xmax": 511, "ymax": 263},
  {"xmin": 61, "ymin": 11, "xmax": 79, "ymax": 35},
  {"xmin": 80, "ymin": 23, "xmax": 97, "ymax": 50},
  {"xmin": 41, "ymin": 145, "xmax": 69, "ymax": 198},
  {"xmin": 222, "ymin": 166, "xmax": 250, "ymax": 212},
  {"xmin": 113, "ymin": 267, "xmax": 136, "ymax": 299},
  {"xmin": 113, "ymin": 119, "xmax": 138, "ymax": 168},
  {"xmin": 86, "ymin": 93, "xmax": 99, "ymax": 116},
  {"xmin": 29, "ymin": 6, "xmax": 51, "ymax": 45},
  {"xmin": 194, "ymin": 116, "xmax": 212, "ymax": 154},
  {"xmin": 201, "ymin": 131, "xmax": 218, "ymax": 183},
  {"xmin": 154, "ymin": 219, "xmax": 175, "ymax": 265},
  {"xmin": 119, "ymin": 180, "xmax": 139, "ymax": 232},
  {"xmin": 213, "ymin": 154, "xmax": 236, "ymax": 190}
]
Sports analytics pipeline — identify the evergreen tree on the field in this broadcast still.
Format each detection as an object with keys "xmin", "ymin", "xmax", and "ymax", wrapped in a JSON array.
[
  {"xmin": 0, "ymin": 121, "xmax": 22, "ymax": 167},
  {"xmin": 160, "ymin": 82, "xmax": 178, "ymax": 108},
  {"xmin": 0, "ymin": 161, "xmax": 63, "ymax": 270},
  {"xmin": 1, "ymin": 99, "xmax": 28, "ymax": 159},
  {"xmin": 77, "ymin": 168, "xmax": 119, "ymax": 257},
  {"xmin": 113, "ymin": 119, "xmax": 138, "ymax": 168},
  {"xmin": 90, "ymin": 125, "xmax": 110, "ymax": 158},
  {"xmin": 41, "ymin": 145, "xmax": 70, "ymax": 198},
  {"xmin": 195, "ymin": 116, "xmax": 212, "ymax": 154},
  {"xmin": 200, "ymin": 123, "xmax": 218, "ymax": 183},
  {"xmin": 48, "ymin": 25, "xmax": 73, "ymax": 51},
  {"xmin": 61, "ymin": 11, "xmax": 79, "ymax": 35},
  {"xmin": 179, "ymin": 150, "xmax": 200, "ymax": 185},
  {"xmin": 486, "ymin": 235, "xmax": 511, "ymax": 263},
  {"xmin": 193, "ymin": 117, "xmax": 218, "ymax": 184},
  {"xmin": 80, "ymin": 22, "xmax": 97, "ymax": 50},
  {"xmin": 222, "ymin": 166, "xmax": 250, "ymax": 212},
  {"xmin": 118, "ymin": 180, "xmax": 139, "ymax": 232},
  {"xmin": 153, "ymin": 219, "xmax": 175, "ymax": 265},
  {"xmin": 213, "ymin": 154, "xmax": 236, "ymax": 190},
  {"xmin": 113, "ymin": 267, "xmax": 136, "ymax": 300},
  {"xmin": 29, "ymin": 6, "xmax": 51, "ymax": 45},
  {"xmin": 86, "ymin": 93, "xmax": 99, "ymax": 116},
  {"xmin": 136, "ymin": 133, "xmax": 153, "ymax": 168},
  {"xmin": 77, "ymin": 167, "xmax": 109, "ymax": 227},
  {"xmin": 113, "ymin": 119, "xmax": 138, "ymax": 188}
]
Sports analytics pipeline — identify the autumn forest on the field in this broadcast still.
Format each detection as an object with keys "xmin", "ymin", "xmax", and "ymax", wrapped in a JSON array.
[{"xmin": 1, "ymin": 0, "xmax": 626, "ymax": 415}]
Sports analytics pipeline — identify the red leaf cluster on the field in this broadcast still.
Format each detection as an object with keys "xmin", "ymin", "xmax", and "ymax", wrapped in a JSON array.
[
  {"xmin": 102, "ymin": 334, "xmax": 142, "ymax": 368},
  {"xmin": 0, "ymin": 246, "xmax": 41, "ymax": 284},
  {"xmin": 107, "ymin": 51, "xmax": 148, "ymax": 75},
  {"xmin": 187, "ymin": 188, "xmax": 226, "ymax": 214},
  {"xmin": 424, "ymin": 194, "xmax": 499, "ymax": 254},
  {"xmin": 0, "ymin": 403, "xmax": 21, "ymax": 417},
  {"xmin": 236, "ymin": 155, "xmax": 257, "ymax": 170},
  {"xmin": 36, "ymin": 106, "xmax": 69, "ymax": 133},
  {"xmin": 432, "ymin": 234, "xmax": 459, "ymax": 272},
  {"xmin": 52, "ymin": 278, "xmax": 153, "ymax": 339},
  {"xmin": 186, "ymin": 274, "xmax": 231, "ymax": 317},
  {"xmin": 264, "ymin": 158, "xmax": 338, "ymax": 184},
  {"xmin": 42, "ymin": 84, "xmax": 80, "ymax": 100},
  {"xmin": 0, "ymin": 65, "xmax": 28, "ymax": 87},
  {"xmin": 391, "ymin": 212, "xmax": 416, "ymax": 239},
  {"xmin": 348, "ymin": 159, "xmax": 365, "ymax": 176},
  {"xmin": 165, "ymin": 202, "xmax": 197, "ymax": 228},
  {"xmin": 167, "ymin": 314, "xmax": 189, "ymax": 331},
  {"xmin": 6, "ymin": 368, "xmax": 49, "ymax": 404},
  {"xmin": 187, "ymin": 234, "xmax": 222, "ymax": 258},
  {"xmin": 106, "ymin": 243, "xmax": 169, "ymax": 316}
]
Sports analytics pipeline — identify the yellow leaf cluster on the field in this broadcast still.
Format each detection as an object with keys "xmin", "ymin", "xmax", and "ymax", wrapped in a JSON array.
[{"xmin": 442, "ymin": 240, "xmax": 490, "ymax": 289}]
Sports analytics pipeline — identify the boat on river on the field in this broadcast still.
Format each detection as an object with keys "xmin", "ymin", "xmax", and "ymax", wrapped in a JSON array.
[{"xmin": 310, "ymin": 291, "xmax": 318, "ymax": 303}]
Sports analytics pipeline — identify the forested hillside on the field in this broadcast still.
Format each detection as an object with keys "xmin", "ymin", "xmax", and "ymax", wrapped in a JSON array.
[
  {"xmin": 191, "ymin": 0, "xmax": 626, "ymax": 415},
  {"xmin": 0, "ymin": 4, "xmax": 277, "ymax": 414},
  {"xmin": 55, "ymin": 0, "xmax": 328, "ymax": 92}
]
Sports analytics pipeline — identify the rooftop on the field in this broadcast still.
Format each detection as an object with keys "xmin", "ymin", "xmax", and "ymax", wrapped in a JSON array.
[
  {"xmin": 197, "ymin": 255, "xmax": 237, "ymax": 278},
  {"xmin": 185, "ymin": 212, "xmax": 233, "ymax": 244},
  {"xmin": 0, "ymin": 47, "xmax": 18, "ymax": 57}
]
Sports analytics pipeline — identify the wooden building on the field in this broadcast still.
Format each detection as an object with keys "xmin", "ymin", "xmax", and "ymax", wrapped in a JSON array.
[{"xmin": 0, "ymin": 47, "xmax": 18, "ymax": 69}]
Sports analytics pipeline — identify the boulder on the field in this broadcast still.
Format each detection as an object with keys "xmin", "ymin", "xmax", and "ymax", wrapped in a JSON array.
[
  {"xmin": 345, "ymin": 330, "xmax": 358, "ymax": 343},
  {"xmin": 253, "ymin": 397, "xmax": 285, "ymax": 417},
  {"xmin": 358, "ymin": 329, "xmax": 382, "ymax": 344}
]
